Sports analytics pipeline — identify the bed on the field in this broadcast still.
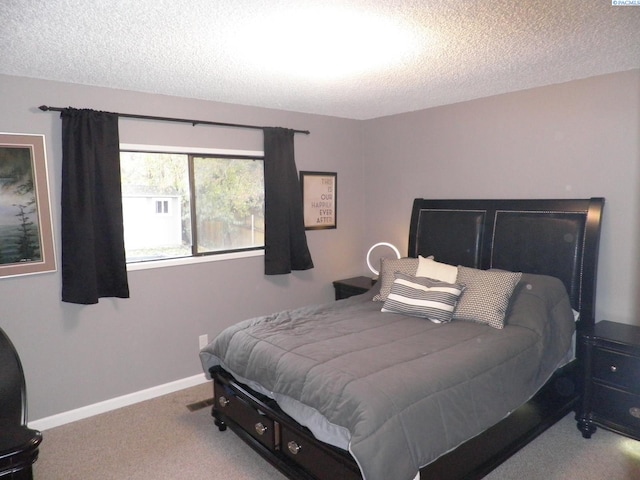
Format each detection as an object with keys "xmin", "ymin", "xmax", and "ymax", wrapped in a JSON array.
[{"xmin": 200, "ymin": 197, "xmax": 604, "ymax": 480}]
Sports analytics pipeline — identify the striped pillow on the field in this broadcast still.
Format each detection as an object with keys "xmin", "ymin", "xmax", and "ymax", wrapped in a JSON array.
[{"xmin": 381, "ymin": 273, "xmax": 465, "ymax": 323}]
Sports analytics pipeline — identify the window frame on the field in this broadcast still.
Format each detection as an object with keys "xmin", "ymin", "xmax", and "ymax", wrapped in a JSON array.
[{"xmin": 120, "ymin": 143, "xmax": 265, "ymax": 271}]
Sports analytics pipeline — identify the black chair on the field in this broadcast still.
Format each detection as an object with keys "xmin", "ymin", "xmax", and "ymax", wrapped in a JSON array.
[{"xmin": 0, "ymin": 327, "xmax": 42, "ymax": 480}]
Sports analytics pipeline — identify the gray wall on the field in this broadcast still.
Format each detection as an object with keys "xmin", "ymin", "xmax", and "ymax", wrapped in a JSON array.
[
  {"xmin": 1, "ymin": 69, "xmax": 638, "ymax": 422},
  {"xmin": 0, "ymin": 75, "xmax": 366, "ymax": 420},
  {"xmin": 361, "ymin": 69, "xmax": 640, "ymax": 327}
]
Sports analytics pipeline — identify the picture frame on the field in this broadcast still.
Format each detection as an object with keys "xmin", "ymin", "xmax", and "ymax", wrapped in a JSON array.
[
  {"xmin": 300, "ymin": 171, "xmax": 337, "ymax": 230},
  {"xmin": 0, "ymin": 133, "xmax": 56, "ymax": 278}
]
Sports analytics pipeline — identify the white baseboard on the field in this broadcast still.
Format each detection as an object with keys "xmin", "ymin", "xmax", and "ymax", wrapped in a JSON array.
[{"xmin": 29, "ymin": 373, "xmax": 210, "ymax": 431}]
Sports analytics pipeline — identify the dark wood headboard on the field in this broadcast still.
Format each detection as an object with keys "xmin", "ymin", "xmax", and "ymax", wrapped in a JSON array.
[{"xmin": 408, "ymin": 198, "xmax": 604, "ymax": 332}]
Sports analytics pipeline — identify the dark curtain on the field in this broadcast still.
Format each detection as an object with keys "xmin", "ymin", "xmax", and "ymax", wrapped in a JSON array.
[
  {"xmin": 263, "ymin": 127, "xmax": 314, "ymax": 275},
  {"xmin": 60, "ymin": 108, "xmax": 130, "ymax": 304}
]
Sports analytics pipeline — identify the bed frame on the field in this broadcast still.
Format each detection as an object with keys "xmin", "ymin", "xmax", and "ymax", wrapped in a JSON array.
[{"xmin": 209, "ymin": 197, "xmax": 604, "ymax": 480}]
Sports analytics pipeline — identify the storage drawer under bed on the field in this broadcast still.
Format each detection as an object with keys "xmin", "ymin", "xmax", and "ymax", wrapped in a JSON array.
[
  {"xmin": 212, "ymin": 373, "xmax": 362, "ymax": 480},
  {"xmin": 281, "ymin": 424, "xmax": 361, "ymax": 480},
  {"xmin": 213, "ymin": 378, "xmax": 278, "ymax": 451}
]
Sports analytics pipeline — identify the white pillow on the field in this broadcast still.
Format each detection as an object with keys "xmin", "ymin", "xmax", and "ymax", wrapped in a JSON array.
[{"xmin": 416, "ymin": 256, "xmax": 458, "ymax": 283}]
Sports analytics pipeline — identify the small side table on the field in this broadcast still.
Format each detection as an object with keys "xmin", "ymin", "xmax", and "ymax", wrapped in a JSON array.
[
  {"xmin": 332, "ymin": 276, "xmax": 375, "ymax": 300},
  {"xmin": 578, "ymin": 320, "xmax": 640, "ymax": 441}
]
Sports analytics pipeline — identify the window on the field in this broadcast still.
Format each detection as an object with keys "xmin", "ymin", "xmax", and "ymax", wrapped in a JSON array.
[
  {"xmin": 120, "ymin": 147, "xmax": 264, "ymax": 264},
  {"xmin": 154, "ymin": 199, "xmax": 170, "ymax": 215}
]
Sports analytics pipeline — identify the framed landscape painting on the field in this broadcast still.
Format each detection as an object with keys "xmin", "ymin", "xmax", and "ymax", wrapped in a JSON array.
[{"xmin": 0, "ymin": 133, "xmax": 56, "ymax": 278}]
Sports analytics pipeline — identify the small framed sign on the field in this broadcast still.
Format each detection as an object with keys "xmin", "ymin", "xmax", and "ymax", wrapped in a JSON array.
[{"xmin": 300, "ymin": 171, "xmax": 337, "ymax": 230}]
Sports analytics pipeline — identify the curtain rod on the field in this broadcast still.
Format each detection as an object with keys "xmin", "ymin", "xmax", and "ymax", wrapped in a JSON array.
[{"xmin": 38, "ymin": 105, "xmax": 310, "ymax": 135}]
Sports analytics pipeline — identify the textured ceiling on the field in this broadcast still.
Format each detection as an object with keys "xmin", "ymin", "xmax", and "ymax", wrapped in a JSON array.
[{"xmin": 1, "ymin": 0, "xmax": 639, "ymax": 120}]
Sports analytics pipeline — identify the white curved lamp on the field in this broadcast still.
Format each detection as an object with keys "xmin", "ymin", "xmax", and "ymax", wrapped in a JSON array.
[{"xmin": 366, "ymin": 242, "xmax": 401, "ymax": 276}]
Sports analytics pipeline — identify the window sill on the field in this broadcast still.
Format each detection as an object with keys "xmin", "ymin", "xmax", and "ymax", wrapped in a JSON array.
[{"xmin": 126, "ymin": 249, "xmax": 264, "ymax": 272}]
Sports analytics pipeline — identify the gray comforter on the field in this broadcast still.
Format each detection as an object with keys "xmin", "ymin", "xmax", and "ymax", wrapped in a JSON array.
[{"xmin": 200, "ymin": 273, "xmax": 575, "ymax": 480}]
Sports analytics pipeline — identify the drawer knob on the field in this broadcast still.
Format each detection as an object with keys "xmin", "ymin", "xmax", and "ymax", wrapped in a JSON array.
[
  {"xmin": 610, "ymin": 365, "xmax": 618, "ymax": 373},
  {"xmin": 287, "ymin": 440, "xmax": 302, "ymax": 455},
  {"xmin": 630, "ymin": 408, "xmax": 640, "ymax": 419},
  {"xmin": 218, "ymin": 396, "xmax": 230, "ymax": 408},
  {"xmin": 254, "ymin": 422, "xmax": 268, "ymax": 435}
]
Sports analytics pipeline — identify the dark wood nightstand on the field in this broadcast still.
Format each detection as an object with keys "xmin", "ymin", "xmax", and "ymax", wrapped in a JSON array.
[
  {"xmin": 578, "ymin": 320, "xmax": 640, "ymax": 441},
  {"xmin": 332, "ymin": 276, "xmax": 375, "ymax": 300}
]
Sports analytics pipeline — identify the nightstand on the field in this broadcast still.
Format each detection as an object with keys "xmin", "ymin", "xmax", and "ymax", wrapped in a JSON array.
[
  {"xmin": 332, "ymin": 276, "xmax": 375, "ymax": 300},
  {"xmin": 578, "ymin": 320, "xmax": 640, "ymax": 441}
]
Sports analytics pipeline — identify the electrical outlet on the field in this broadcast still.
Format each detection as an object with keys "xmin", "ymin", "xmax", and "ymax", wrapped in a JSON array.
[{"xmin": 199, "ymin": 334, "xmax": 209, "ymax": 350}]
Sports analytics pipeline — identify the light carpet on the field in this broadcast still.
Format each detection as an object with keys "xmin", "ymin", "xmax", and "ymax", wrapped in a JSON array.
[{"xmin": 34, "ymin": 383, "xmax": 640, "ymax": 479}]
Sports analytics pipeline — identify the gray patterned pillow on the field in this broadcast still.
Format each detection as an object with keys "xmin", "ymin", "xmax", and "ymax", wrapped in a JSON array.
[
  {"xmin": 372, "ymin": 257, "xmax": 419, "ymax": 302},
  {"xmin": 453, "ymin": 266, "xmax": 522, "ymax": 329}
]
